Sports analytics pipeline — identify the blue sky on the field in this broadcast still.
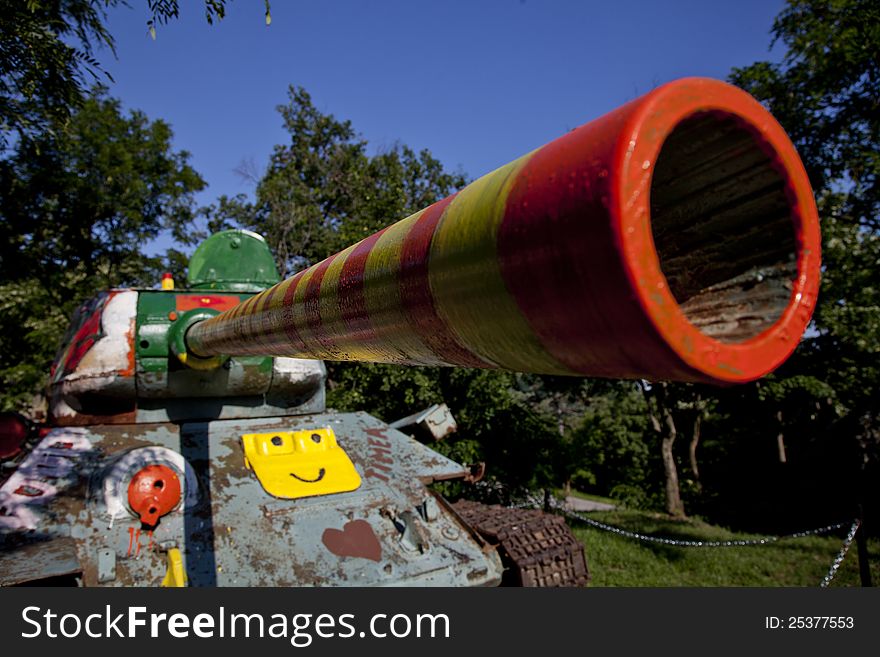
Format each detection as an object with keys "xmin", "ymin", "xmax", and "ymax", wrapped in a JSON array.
[{"xmin": 98, "ymin": 0, "xmax": 786, "ymax": 251}]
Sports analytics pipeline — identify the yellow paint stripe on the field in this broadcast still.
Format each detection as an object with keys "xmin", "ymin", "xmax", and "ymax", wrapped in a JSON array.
[
  {"xmin": 315, "ymin": 244, "xmax": 358, "ymax": 358},
  {"xmin": 429, "ymin": 154, "xmax": 575, "ymax": 374},
  {"xmin": 237, "ymin": 290, "xmax": 264, "ymax": 352},
  {"xmin": 257, "ymin": 276, "xmax": 299, "ymax": 353},
  {"xmin": 252, "ymin": 283, "xmax": 282, "ymax": 352},
  {"xmin": 286, "ymin": 265, "xmax": 318, "ymax": 357},
  {"xmin": 241, "ymin": 293, "xmax": 267, "ymax": 353},
  {"xmin": 361, "ymin": 209, "xmax": 442, "ymax": 364},
  {"xmin": 309, "ymin": 239, "xmax": 391, "ymax": 362},
  {"xmin": 266, "ymin": 276, "xmax": 294, "ymax": 313}
]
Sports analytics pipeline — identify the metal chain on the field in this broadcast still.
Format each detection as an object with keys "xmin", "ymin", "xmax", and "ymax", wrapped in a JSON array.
[
  {"xmin": 514, "ymin": 495, "xmax": 854, "ymax": 548},
  {"xmin": 562, "ymin": 507, "xmax": 852, "ymax": 547},
  {"xmin": 512, "ymin": 495, "xmax": 863, "ymax": 586},
  {"xmin": 819, "ymin": 519, "xmax": 861, "ymax": 588}
]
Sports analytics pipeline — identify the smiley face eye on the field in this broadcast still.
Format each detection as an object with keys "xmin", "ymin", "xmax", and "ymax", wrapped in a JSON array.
[
  {"xmin": 271, "ymin": 436, "xmax": 283, "ymax": 446},
  {"xmin": 311, "ymin": 433, "xmax": 321, "ymax": 443}
]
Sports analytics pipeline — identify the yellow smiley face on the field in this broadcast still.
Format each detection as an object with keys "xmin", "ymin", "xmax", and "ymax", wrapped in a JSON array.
[{"xmin": 241, "ymin": 427, "xmax": 362, "ymax": 499}]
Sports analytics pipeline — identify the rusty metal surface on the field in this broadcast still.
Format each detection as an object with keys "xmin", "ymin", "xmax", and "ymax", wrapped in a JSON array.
[
  {"xmin": 133, "ymin": 389, "xmax": 326, "ymax": 424},
  {"xmin": 389, "ymin": 403, "xmax": 457, "ymax": 441},
  {"xmin": 1, "ymin": 414, "xmax": 502, "ymax": 587},
  {"xmin": 0, "ymin": 537, "xmax": 82, "ymax": 586},
  {"xmin": 452, "ymin": 500, "xmax": 589, "ymax": 587}
]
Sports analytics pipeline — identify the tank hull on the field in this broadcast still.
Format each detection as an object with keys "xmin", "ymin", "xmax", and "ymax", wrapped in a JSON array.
[{"xmin": 0, "ymin": 412, "xmax": 502, "ymax": 587}]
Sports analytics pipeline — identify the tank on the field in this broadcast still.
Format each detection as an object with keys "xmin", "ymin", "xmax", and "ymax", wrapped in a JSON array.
[{"xmin": 0, "ymin": 78, "xmax": 820, "ymax": 587}]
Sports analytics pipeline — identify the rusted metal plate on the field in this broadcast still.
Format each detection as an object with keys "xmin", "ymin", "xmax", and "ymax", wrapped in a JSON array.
[
  {"xmin": 0, "ymin": 537, "xmax": 81, "ymax": 586},
  {"xmin": 1, "ymin": 413, "xmax": 502, "ymax": 587}
]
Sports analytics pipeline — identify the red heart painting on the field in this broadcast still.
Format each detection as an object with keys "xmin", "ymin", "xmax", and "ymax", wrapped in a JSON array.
[{"xmin": 322, "ymin": 519, "xmax": 382, "ymax": 562}]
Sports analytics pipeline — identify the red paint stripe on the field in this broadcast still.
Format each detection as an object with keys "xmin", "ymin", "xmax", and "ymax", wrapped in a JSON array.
[
  {"xmin": 176, "ymin": 295, "xmax": 240, "ymax": 312},
  {"xmin": 236, "ymin": 296, "xmax": 257, "ymax": 347},
  {"xmin": 338, "ymin": 229, "xmax": 388, "ymax": 344},
  {"xmin": 280, "ymin": 273, "xmax": 309, "ymax": 354},
  {"xmin": 303, "ymin": 256, "xmax": 343, "ymax": 357},
  {"xmin": 257, "ymin": 285, "xmax": 278, "ymax": 351},
  {"xmin": 241, "ymin": 296, "xmax": 261, "ymax": 353},
  {"xmin": 399, "ymin": 195, "xmax": 489, "ymax": 368},
  {"xmin": 497, "ymin": 109, "xmax": 682, "ymax": 378}
]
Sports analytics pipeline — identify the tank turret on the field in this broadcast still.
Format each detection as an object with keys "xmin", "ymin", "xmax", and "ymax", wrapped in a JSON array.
[
  {"xmin": 47, "ymin": 229, "xmax": 326, "ymax": 427},
  {"xmin": 0, "ymin": 78, "xmax": 820, "ymax": 587}
]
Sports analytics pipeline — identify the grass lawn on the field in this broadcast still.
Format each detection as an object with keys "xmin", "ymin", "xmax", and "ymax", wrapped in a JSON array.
[
  {"xmin": 554, "ymin": 488, "xmax": 618, "ymax": 506},
  {"xmin": 567, "ymin": 508, "xmax": 878, "ymax": 587}
]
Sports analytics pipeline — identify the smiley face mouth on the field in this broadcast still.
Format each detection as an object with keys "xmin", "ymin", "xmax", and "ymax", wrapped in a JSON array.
[{"xmin": 289, "ymin": 468, "xmax": 326, "ymax": 483}]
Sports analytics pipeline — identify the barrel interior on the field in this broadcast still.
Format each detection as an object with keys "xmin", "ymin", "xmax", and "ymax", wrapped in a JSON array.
[{"xmin": 649, "ymin": 111, "xmax": 798, "ymax": 343}]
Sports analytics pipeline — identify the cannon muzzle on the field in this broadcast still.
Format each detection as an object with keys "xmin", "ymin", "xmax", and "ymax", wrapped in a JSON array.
[{"xmin": 186, "ymin": 78, "xmax": 820, "ymax": 385}]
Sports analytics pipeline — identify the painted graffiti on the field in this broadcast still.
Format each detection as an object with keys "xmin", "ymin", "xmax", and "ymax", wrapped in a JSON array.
[
  {"xmin": 0, "ymin": 429, "xmax": 91, "ymax": 531},
  {"xmin": 50, "ymin": 293, "xmax": 109, "ymax": 380},
  {"xmin": 363, "ymin": 427, "xmax": 393, "ymax": 483},
  {"xmin": 126, "ymin": 526, "xmax": 156, "ymax": 558},
  {"xmin": 321, "ymin": 519, "xmax": 382, "ymax": 562}
]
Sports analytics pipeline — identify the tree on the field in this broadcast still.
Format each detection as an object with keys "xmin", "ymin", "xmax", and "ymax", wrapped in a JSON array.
[
  {"xmin": 0, "ymin": 1, "xmax": 118, "ymax": 149},
  {"xmin": 0, "ymin": 1, "xmax": 248, "ymax": 151},
  {"xmin": 566, "ymin": 381, "xmax": 655, "ymax": 506},
  {"xmin": 730, "ymin": 0, "xmax": 878, "ymax": 230},
  {"xmin": 730, "ymin": 0, "xmax": 879, "ymax": 509},
  {"xmin": 212, "ymin": 86, "xmax": 468, "ymax": 276},
  {"xmin": 0, "ymin": 87, "xmax": 205, "ymax": 411},
  {"xmin": 729, "ymin": 0, "xmax": 879, "ymax": 368},
  {"xmin": 669, "ymin": 0, "xmax": 880, "ymax": 529},
  {"xmin": 638, "ymin": 382, "xmax": 701, "ymax": 517}
]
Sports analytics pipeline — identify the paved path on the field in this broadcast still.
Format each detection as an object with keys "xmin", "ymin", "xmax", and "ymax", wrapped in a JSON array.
[{"xmin": 564, "ymin": 496, "xmax": 616, "ymax": 512}]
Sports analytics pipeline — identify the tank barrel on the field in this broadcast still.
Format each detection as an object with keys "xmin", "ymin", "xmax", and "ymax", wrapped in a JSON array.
[{"xmin": 186, "ymin": 78, "xmax": 820, "ymax": 385}]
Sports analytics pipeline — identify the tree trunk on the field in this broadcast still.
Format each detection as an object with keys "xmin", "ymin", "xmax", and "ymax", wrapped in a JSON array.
[
  {"xmin": 776, "ymin": 410, "xmax": 787, "ymax": 463},
  {"xmin": 661, "ymin": 432, "xmax": 684, "ymax": 517},
  {"xmin": 689, "ymin": 409, "xmax": 702, "ymax": 490},
  {"xmin": 641, "ymin": 381, "xmax": 686, "ymax": 518},
  {"xmin": 660, "ymin": 400, "xmax": 685, "ymax": 518}
]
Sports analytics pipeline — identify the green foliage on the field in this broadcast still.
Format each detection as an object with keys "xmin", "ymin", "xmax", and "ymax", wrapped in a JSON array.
[
  {"xmin": 730, "ymin": 0, "xmax": 879, "ymax": 230},
  {"xmin": 810, "ymin": 207, "xmax": 880, "ymax": 426},
  {"xmin": 211, "ymin": 86, "xmax": 466, "ymax": 276},
  {"xmin": 570, "ymin": 383, "xmax": 656, "ymax": 505},
  {"xmin": 327, "ymin": 362, "xmax": 444, "ymax": 421},
  {"xmin": 0, "ymin": 1, "xmax": 119, "ymax": 148},
  {"xmin": 0, "ymin": 88, "xmax": 205, "ymax": 411},
  {"xmin": 251, "ymin": 85, "xmax": 375, "ymax": 273},
  {"xmin": 0, "ymin": 87, "xmax": 204, "ymax": 286},
  {"xmin": 819, "ymin": 211, "xmax": 880, "ymax": 356},
  {"xmin": 439, "ymin": 369, "xmax": 559, "ymax": 492},
  {"xmin": 729, "ymin": 0, "xmax": 879, "ymax": 518},
  {"xmin": 147, "ymin": 0, "xmax": 228, "ymax": 30},
  {"xmin": 0, "ymin": 278, "xmax": 71, "ymax": 411},
  {"xmin": 0, "ymin": 1, "xmax": 242, "ymax": 150},
  {"xmin": 147, "ymin": 0, "xmax": 271, "ymax": 33}
]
